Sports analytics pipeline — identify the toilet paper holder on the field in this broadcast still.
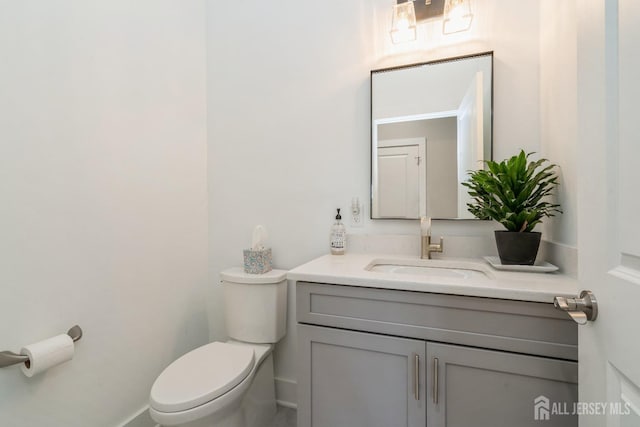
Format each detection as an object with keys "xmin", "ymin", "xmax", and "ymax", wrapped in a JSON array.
[{"xmin": 0, "ymin": 325, "xmax": 83, "ymax": 369}]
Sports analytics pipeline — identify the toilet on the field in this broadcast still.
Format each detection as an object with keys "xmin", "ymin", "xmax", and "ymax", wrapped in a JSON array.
[{"xmin": 149, "ymin": 268, "xmax": 288, "ymax": 427}]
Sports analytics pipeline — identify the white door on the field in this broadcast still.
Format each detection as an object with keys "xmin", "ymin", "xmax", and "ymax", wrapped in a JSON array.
[
  {"xmin": 376, "ymin": 145, "xmax": 421, "ymax": 218},
  {"xmin": 373, "ymin": 138, "xmax": 426, "ymax": 219},
  {"xmin": 576, "ymin": 1, "xmax": 640, "ymax": 426},
  {"xmin": 456, "ymin": 72, "xmax": 484, "ymax": 218}
]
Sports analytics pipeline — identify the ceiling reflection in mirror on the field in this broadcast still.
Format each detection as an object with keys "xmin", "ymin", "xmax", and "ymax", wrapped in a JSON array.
[{"xmin": 371, "ymin": 52, "xmax": 493, "ymax": 220}]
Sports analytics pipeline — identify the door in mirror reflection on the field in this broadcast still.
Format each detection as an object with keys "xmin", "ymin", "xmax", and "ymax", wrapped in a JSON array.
[
  {"xmin": 375, "ymin": 139, "xmax": 423, "ymax": 218},
  {"xmin": 371, "ymin": 52, "xmax": 493, "ymax": 219}
]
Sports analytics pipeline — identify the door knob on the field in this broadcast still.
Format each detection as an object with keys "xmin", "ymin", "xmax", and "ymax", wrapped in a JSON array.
[{"xmin": 553, "ymin": 290, "xmax": 598, "ymax": 324}]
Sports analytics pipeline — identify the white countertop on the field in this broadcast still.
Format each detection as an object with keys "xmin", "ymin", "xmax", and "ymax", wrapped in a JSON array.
[{"xmin": 287, "ymin": 253, "xmax": 579, "ymax": 303}]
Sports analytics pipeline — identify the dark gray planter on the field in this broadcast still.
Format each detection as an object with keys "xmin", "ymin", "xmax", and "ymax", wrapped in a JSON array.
[{"xmin": 494, "ymin": 231, "xmax": 542, "ymax": 265}]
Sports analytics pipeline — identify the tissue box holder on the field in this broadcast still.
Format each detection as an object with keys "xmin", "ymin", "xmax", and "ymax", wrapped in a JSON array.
[{"xmin": 243, "ymin": 248, "xmax": 273, "ymax": 274}]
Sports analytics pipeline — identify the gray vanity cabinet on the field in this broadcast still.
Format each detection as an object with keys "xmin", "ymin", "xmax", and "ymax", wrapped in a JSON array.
[
  {"xmin": 296, "ymin": 282, "xmax": 579, "ymax": 427},
  {"xmin": 427, "ymin": 342, "xmax": 577, "ymax": 427},
  {"xmin": 297, "ymin": 324, "xmax": 426, "ymax": 427}
]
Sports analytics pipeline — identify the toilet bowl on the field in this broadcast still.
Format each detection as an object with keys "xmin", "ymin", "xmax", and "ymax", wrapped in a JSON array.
[
  {"xmin": 149, "ymin": 268, "xmax": 288, "ymax": 427},
  {"xmin": 149, "ymin": 341, "xmax": 274, "ymax": 427}
]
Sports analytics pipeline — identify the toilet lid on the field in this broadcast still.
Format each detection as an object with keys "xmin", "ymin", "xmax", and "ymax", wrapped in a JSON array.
[{"xmin": 150, "ymin": 342, "xmax": 255, "ymax": 413}]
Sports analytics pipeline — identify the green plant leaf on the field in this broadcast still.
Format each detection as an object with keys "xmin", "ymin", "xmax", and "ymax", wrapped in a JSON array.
[{"xmin": 463, "ymin": 150, "xmax": 562, "ymax": 232}]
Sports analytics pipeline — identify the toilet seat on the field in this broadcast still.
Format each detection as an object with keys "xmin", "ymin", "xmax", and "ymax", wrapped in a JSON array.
[
  {"xmin": 149, "ymin": 342, "xmax": 273, "ymax": 427},
  {"xmin": 150, "ymin": 342, "xmax": 255, "ymax": 413}
]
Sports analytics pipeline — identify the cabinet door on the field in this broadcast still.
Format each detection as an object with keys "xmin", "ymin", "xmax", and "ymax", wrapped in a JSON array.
[
  {"xmin": 297, "ymin": 324, "xmax": 426, "ymax": 427},
  {"xmin": 426, "ymin": 342, "xmax": 578, "ymax": 427}
]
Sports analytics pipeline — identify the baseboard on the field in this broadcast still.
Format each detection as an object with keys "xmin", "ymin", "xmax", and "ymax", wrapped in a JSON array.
[
  {"xmin": 275, "ymin": 377, "xmax": 297, "ymax": 409},
  {"xmin": 119, "ymin": 405, "xmax": 157, "ymax": 427}
]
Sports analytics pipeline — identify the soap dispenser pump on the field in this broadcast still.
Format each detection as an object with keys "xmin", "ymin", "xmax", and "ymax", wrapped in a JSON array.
[{"xmin": 330, "ymin": 208, "xmax": 346, "ymax": 255}]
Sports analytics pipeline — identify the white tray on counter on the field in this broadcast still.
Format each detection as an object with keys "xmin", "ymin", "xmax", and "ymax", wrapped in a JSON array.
[{"xmin": 484, "ymin": 256, "xmax": 559, "ymax": 273}]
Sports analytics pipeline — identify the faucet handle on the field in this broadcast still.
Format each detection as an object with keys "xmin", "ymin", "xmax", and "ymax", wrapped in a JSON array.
[
  {"xmin": 421, "ymin": 235, "xmax": 443, "ymax": 259},
  {"xmin": 429, "ymin": 236, "xmax": 444, "ymax": 252}
]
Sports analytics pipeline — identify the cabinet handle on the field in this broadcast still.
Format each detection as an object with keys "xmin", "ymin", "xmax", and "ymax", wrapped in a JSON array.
[
  {"xmin": 414, "ymin": 354, "xmax": 420, "ymax": 401},
  {"xmin": 433, "ymin": 357, "xmax": 439, "ymax": 405}
]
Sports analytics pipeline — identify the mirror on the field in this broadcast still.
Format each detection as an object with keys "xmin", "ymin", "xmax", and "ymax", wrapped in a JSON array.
[{"xmin": 371, "ymin": 52, "xmax": 493, "ymax": 219}]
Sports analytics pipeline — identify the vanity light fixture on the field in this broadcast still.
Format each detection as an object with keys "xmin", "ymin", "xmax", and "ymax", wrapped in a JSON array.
[
  {"xmin": 442, "ymin": 0, "xmax": 474, "ymax": 34},
  {"xmin": 390, "ymin": 1, "xmax": 417, "ymax": 44},
  {"xmin": 390, "ymin": 0, "xmax": 472, "ymax": 44}
]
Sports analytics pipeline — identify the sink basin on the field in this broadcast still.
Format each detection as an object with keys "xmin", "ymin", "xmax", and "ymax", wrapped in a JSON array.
[{"xmin": 366, "ymin": 259, "xmax": 489, "ymax": 280}]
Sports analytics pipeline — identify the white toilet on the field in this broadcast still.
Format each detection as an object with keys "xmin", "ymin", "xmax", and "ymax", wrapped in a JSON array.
[{"xmin": 149, "ymin": 268, "xmax": 288, "ymax": 427}]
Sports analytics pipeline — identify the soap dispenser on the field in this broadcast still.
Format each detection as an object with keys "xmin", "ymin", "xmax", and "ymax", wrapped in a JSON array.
[{"xmin": 330, "ymin": 208, "xmax": 346, "ymax": 255}]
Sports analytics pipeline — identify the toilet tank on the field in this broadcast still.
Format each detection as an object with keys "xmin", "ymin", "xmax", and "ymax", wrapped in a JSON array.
[{"xmin": 220, "ymin": 268, "xmax": 287, "ymax": 343}]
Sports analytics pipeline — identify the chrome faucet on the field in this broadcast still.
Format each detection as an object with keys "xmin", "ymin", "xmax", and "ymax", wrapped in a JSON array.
[{"xmin": 420, "ymin": 217, "xmax": 444, "ymax": 259}]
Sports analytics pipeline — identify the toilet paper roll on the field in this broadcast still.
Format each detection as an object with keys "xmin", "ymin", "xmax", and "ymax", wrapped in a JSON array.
[{"xmin": 20, "ymin": 334, "xmax": 74, "ymax": 377}]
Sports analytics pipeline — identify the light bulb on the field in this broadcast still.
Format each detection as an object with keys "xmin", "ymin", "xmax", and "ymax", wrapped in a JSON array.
[
  {"xmin": 390, "ymin": 2, "xmax": 417, "ymax": 44},
  {"xmin": 443, "ymin": 0, "xmax": 473, "ymax": 34}
]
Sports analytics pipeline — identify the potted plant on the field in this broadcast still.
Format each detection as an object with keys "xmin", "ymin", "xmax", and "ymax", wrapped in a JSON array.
[{"xmin": 463, "ymin": 150, "xmax": 562, "ymax": 265}]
